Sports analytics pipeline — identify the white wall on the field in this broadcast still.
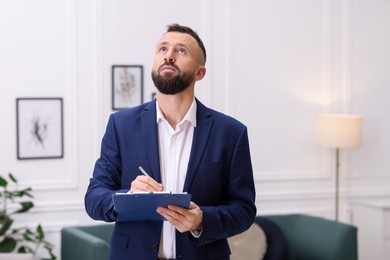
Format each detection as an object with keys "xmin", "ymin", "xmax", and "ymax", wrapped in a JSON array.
[{"xmin": 1, "ymin": 0, "xmax": 390, "ymax": 258}]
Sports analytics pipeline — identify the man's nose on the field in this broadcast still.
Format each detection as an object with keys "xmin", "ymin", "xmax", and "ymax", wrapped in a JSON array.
[
  {"xmin": 164, "ymin": 57, "xmax": 175, "ymax": 63},
  {"xmin": 164, "ymin": 51, "xmax": 175, "ymax": 63}
]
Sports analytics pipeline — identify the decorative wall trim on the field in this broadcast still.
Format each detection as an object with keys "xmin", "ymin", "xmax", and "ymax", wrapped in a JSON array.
[
  {"xmin": 346, "ymin": 189, "xmax": 390, "ymax": 199},
  {"xmin": 33, "ymin": 200, "xmax": 84, "ymax": 213},
  {"xmin": 199, "ymin": 0, "xmax": 212, "ymax": 106},
  {"xmin": 96, "ymin": 0, "xmax": 106, "ymax": 141},
  {"xmin": 26, "ymin": 178, "xmax": 79, "ymax": 191},
  {"xmin": 225, "ymin": 0, "xmax": 235, "ymax": 116},
  {"xmin": 256, "ymin": 186, "xmax": 390, "ymax": 203},
  {"xmin": 341, "ymin": 0, "xmax": 390, "ymax": 180},
  {"xmin": 342, "ymin": 0, "xmax": 353, "ymax": 113},
  {"xmin": 255, "ymin": 149, "xmax": 332, "ymax": 181},
  {"xmin": 256, "ymin": 190, "xmax": 333, "ymax": 202},
  {"xmin": 67, "ymin": 0, "xmax": 81, "ymax": 192},
  {"xmin": 257, "ymin": 207, "xmax": 332, "ymax": 220},
  {"xmin": 255, "ymin": 169, "xmax": 331, "ymax": 182},
  {"xmin": 25, "ymin": 0, "xmax": 80, "ymax": 192},
  {"xmin": 322, "ymin": 0, "xmax": 332, "ymax": 109},
  {"xmin": 12, "ymin": 220, "xmax": 81, "ymax": 233}
]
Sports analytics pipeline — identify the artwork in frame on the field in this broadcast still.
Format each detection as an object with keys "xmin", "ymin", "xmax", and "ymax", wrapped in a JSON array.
[
  {"xmin": 112, "ymin": 65, "xmax": 143, "ymax": 110},
  {"xmin": 151, "ymin": 92, "xmax": 156, "ymax": 100},
  {"xmin": 16, "ymin": 98, "xmax": 64, "ymax": 160}
]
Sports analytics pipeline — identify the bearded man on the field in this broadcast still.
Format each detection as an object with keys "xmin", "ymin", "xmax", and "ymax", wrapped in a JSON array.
[{"xmin": 85, "ymin": 23, "xmax": 256, "ymax": 260}]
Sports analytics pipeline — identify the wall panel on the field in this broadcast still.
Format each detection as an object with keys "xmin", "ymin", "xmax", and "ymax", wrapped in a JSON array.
[{"xmin": 1, "ymin": 0, "xmax": 390, "ymax": 258}]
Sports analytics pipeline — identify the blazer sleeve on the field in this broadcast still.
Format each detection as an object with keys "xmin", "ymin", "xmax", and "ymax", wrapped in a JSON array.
[{"xmin": 85, "ymin": 114, "xmax": 123, "ymax": 222}]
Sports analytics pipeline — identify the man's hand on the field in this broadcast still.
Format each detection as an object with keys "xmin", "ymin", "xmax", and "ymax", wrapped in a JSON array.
[
  {"xmin": 128, "ymin": 175, "xmax": 164, "ymax": 193},
  {"xmin": 156, "ymin": 202, "xmax": 203, "ymax": 233}
]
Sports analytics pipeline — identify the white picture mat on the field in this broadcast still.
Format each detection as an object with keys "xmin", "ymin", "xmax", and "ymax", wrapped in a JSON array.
[
  {"xmin": 17, "ymin": 98, "xmax": 63, "ymax": 159},
  {"xmin": 112, "ymin": 65, "xmax": 143, "ymax": 109}
]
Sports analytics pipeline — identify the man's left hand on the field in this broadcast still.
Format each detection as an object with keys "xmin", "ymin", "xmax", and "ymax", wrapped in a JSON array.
[{"xmin": 156, "ymin": 201, "xmax": 203, "ymax": 233}]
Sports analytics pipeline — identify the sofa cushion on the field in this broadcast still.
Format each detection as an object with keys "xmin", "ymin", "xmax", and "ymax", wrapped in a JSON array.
[{"xmin": 228, "ymin": 223, "xmax": 267, "ymax": 260}]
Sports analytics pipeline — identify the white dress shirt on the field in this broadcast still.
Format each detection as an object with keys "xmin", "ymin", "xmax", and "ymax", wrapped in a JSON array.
[{"xmin": 156, "ymin": 99, "xmax": 197, "ymax": 259}]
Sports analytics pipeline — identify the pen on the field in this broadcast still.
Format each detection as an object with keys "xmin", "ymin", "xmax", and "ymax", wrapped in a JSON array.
[{"xmin": 138, "ymin": 166, "xmax": 150, "ymax": 177}]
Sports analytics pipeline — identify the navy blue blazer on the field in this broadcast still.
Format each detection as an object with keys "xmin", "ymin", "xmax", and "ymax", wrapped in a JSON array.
[{"xmin": 85, "ymin": 99, "xmax": 256, "ymax": 260}]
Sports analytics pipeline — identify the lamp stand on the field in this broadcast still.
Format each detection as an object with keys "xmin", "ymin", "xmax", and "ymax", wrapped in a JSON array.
[{"xmin": 335, "ymin": 148, "xmax": 340, "ymax": 222}]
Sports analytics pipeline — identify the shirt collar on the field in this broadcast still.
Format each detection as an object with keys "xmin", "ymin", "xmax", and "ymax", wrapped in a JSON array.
[{"xmin": 156, "ymin": 99, "xmax": 197, "ymax": 127}]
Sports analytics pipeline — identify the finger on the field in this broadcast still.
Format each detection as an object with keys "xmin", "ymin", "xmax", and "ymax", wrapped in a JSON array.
[
  {"xmin": 160, "ymin": 206, "xmax": 198, "ymax": 232},
  {"xmin": 189, "ymin": 201, "xmax": 198, "ymax": 209},
  {"xmin": 157, "ymin": 206, "xmax": 178, "ymax": 218},
  {"xmin": 130, "ymin": 176, "xmax": 164, "ymax": 192},
  {"xmin": 157, "ymin": 208, "xmax": 188, "ymax": 232},
  {"xmin": 167, "ymin": 204, "xmax": 186, "ymax": 215},
  {"xmin": 170, "ymin": 203, "xmax": 203, "ymax": 231},
  {"xmin": 139, "ymin": 175, "xmax": 164, "ymax": 191},
  {"xmin": 167, "ymin": 202, "xmax": 198, "ymax": 215}
]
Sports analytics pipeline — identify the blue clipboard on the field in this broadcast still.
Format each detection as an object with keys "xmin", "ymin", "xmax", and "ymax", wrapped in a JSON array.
[{"xmin": 112, "ymin": 192, "xmax": 191, "ymax": 221}]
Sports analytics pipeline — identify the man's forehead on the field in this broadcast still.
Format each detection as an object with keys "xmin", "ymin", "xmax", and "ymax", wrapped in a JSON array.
[{"xmin": 157, "ymin": 31, "xmax": 197, "ymax": 46}]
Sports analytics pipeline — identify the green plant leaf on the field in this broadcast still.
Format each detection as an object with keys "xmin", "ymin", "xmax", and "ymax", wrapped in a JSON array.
[
  {"xmin": 14, "ymin": 202, "xmax": 34, "ymax": 214},
  {"xmin": 11, "ymin": 188, "xmax": 34, "ymax": 199},
  {"xmin": 22, "ymin": 189, "xmax": 34, "ymax": 198},
  {"xmin": 0, "ymin": 218, "xmax": 13, "ymax": 236},
  {"xmin": 37, "ymin": 224, "xmax": 44, "ymax": 240},
  {"xmin": 8, "ymin": 173, "xmax": 18, "ymax": 184},
  {"xmin": 0, "ymin": 173, "xmax": 57, "ymax": 259},
  {"xmin": 0, "ymin": 237, "xmax": 17, "ymax": 252},
  {"xmin": 18, "ymin": 245, "xmax": 27, "ymax": 253},
  {"xmin": 23, "ymin": 232, "xmax": 33, "ymax": 242},
  {"xmin": 0, "ymin": 211, "xmax": 6, "ymax": 219},
  {"xmin": 43, "ymin": 247, "xmax": 57, "ymax": 260},
  {"xmin": 0, "ymin": 176, "xmax": 7, "ymax": 188}
]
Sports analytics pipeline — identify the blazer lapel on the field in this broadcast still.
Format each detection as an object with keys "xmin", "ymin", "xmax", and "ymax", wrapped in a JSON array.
[
  {"xmin": 140, "ymin": 100, "xmax": 161, "ymax": 182},
  {"xmin": 183, "ymin": 99, "xmax": 213, "ymax": 192}
]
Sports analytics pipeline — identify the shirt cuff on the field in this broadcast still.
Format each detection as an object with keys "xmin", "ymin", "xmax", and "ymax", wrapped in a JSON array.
[{"xmin": 190, "ymin": 228, "xmax": 203, "ymax": 238}]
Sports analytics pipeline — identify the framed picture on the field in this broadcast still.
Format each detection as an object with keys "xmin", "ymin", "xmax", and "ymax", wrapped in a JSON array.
[
  {"xmin": 16, "ymin": 98, "xmax": 64, "ymax": 160},
  {"xmin": 112, "ymin": 65, "xmax": 143, "ymax": 110}
]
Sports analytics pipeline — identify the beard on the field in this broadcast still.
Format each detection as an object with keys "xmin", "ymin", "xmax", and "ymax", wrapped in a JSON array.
[{"xmin": 151, "ymin": 63, "xmax": 195, "ymax": 95}]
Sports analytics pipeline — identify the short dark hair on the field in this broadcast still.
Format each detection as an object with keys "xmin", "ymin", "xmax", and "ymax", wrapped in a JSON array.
[{"xmin": 166, "ymin": 23, "xmax": 207, "ymax": 64}]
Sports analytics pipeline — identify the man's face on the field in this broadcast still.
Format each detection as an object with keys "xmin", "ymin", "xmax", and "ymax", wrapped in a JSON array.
[{"xmin": 151, "ymin": 32, "xmax": 204, "ymax": 95}]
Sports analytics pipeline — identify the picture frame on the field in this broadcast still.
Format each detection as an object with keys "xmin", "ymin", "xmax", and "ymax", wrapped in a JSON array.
[
  {"xmin": 16, "ymin": 98, "xmax": 64, "ymax": 160},
  {"xmin": 151, "ymin": 92, "xmax": 156, "ymax": 100},
  {"xmin": 112, "ymin": 65, "xmax": 143, "ymax": 110}
]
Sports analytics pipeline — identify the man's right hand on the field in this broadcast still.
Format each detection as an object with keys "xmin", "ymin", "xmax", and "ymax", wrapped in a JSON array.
[{"xmin": 128, "ymin": 175, "xmax": 164, "ymax": 193}]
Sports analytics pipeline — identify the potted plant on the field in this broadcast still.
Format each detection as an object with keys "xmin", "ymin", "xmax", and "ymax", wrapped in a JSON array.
[{"xmin": 0, "ymin": 173, "xmax": 56, "ymax": 260}]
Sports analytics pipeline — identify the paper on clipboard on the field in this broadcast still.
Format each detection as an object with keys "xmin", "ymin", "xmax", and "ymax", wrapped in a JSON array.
[{"xmin": 112, "ymin": 192, "xmax": 191, "ymax": 221}]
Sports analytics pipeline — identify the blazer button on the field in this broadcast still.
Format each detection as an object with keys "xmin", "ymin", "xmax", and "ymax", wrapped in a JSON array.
[{"xmin": 153, "ymin": 244, "xmax": 159, "ymax": 252}]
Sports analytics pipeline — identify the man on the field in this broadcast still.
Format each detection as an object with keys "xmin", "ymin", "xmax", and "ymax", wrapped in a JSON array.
[{"xmin": 85, "ymin": 23, "xmax": 256, "ymax": 260}]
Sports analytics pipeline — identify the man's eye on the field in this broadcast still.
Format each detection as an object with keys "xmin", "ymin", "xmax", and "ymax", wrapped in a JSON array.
[
  {"xmin": 178, "ymin": 48, "xmax": 186, "ymax": 54},
  {"xmin": 160, "ymin": 47, "xmax": 167, "ymax": 52}
]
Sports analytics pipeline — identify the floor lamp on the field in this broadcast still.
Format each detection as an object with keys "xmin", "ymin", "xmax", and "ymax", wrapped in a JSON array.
[{"xmin": 316, "ymin": 113, "xmax": 363, "ymax": 221}]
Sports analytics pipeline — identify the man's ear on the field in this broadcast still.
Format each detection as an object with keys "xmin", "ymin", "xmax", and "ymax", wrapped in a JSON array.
[{"xmin": 195, "ymin": 66, "xmax": 206, "ymax": 81}]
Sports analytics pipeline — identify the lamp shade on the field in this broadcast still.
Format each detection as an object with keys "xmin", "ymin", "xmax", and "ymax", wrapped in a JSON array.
[{"xmin": 316, "ymin": 113, "xmax": 363, "ymax": 148}]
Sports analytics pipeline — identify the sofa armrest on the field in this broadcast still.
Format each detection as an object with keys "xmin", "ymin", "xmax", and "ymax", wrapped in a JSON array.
[
  {"xmin": 263, "ymin": 214, "xmax": 358, "ymax": 260},
  {"xmin": 61, "ymin": 227, "xmax": 110, "ymax": 260}
]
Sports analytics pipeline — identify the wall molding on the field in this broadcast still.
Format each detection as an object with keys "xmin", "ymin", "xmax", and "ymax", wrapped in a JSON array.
[
  {"xmin": 225, "ymin": 0, "xmax": 235, "ymax": 116},
  {"xmin": 255, "ymin": 149, "xmax": 333, "ymax": 181},
  {"xmin": 257, "ymin": 186, "xmax": 390, "ymax": 203},
  {"xmin": 255, "ymin": 169, "xmax": 331, "ymax": 182},
  {"xmin": 67, "ymin": 0, "xmax": 81, "ymax": 193},
  {"xmin": 257, "ymin": 207, "xmax": 332, "ymax": 220},
  {"xmin": 20, "ymin": 0, "xmax": 80, "ymax": 192},
  {"xmin": 33, "ymin": 200, "xmax": 84, "ymax": 213}
]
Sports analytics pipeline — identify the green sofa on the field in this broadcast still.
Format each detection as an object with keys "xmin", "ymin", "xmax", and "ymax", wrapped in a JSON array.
[
  {"xmin": 256, "ymin": 214, "xmax": 358, "ymax": 260},
  {"xmin": 61, "ymin": 214, "xmax": 358, "ymax": 260},
  {"xmin": 61, "ymin": 224, "xmax": 114, "ymax": 260}
]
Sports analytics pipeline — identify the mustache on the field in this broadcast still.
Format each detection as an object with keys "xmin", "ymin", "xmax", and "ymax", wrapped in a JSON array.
[{"xmin": 158, "ymin": 61, "xmax": 180, "ymax": 72}]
